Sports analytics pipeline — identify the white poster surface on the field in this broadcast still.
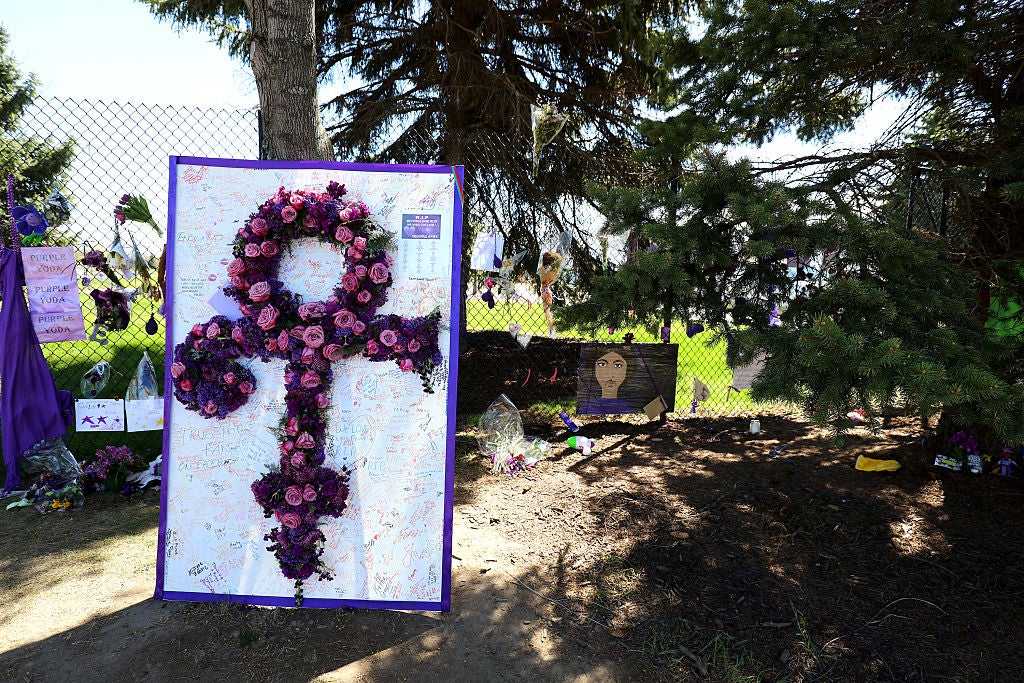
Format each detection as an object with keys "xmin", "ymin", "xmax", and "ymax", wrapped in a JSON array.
[{"xmin": 157, "ymin": 158, "xmax": 460, "ymax": 611}]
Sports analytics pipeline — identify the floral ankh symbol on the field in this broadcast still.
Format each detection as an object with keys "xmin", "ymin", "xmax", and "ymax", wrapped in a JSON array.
[{"xmin": 170, "ymin": 183, "xmax": 442, "ymax": 604}]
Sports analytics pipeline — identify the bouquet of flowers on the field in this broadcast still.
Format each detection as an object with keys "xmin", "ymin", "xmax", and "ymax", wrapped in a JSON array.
[
  {"xmin": 531, "ymin": 103, "xmax": 568, "ymax": 177},
  {"xmin": 83, "ymin": 445, "xmax": 142, "ymax": 493},
  {"xmin": 90, "ymin": 288, "xmax": 131, "ymax": 330}
]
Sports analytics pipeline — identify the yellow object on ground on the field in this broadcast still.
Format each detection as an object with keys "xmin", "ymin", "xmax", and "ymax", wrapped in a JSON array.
[{"xmin": 855, "ymin": 454, "xmax": 902, "ymax": 472}]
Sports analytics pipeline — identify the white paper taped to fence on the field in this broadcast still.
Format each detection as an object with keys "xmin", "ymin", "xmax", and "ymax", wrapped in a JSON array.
[
  {"xmin": 730, "ymin": 353, "xmax": 766, "ymax": 391},
  {"xmin": 126, "ymin": 398, "xmax": 164, "ymax": 432},
  {"xmin": 469, "ymin": 230, "xmax": 504, "ymax": 272},
  {"xmin": 156, "ymin": 157, "xmax": 461, "ymax": 611},
  {"xmin": 75, "ymin": 399, "xmax": 124, "ymax": 431}
]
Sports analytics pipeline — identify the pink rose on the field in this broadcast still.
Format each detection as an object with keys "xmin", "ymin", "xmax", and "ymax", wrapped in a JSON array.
[
  {"xmin": 369, "ymin": 262, "xmax": 390, "ymax": 284},
  {"xmin": 298, "ymin": 302, "xmax": 325, "ymax": 320},
  {"xmin": 365, "ymin": 339, "xmax": 380, "ymax": 355},
  {"xmin": 407, "ymin": 338, "xmax": 421, "ymax": 353},
  {"xmin": 230, "ymin": 275, "xmax": 249, "ymax": 291},
  {"xmin": 285, "ymin": 417, "xmax": 300, "ymax": 437},
  {"xmin": 285, "ymin": 485, "xmax": 304, "ymax": 506},
  {"xmin": 256, "ymin": 304, "xmax": 280, "ymax": 330},
  {"xmin": 232, "ymin": 327, "xmax": 245, "ymax": 345},
  {"xmin": 393, "ymin": 343, "xmax": 404, "ymax": 354},
  {"xmin": 179, "ymin": 378, "xmax": 194, "ymax": 391},
  {"xmin": 260, "ymin": 241, "xmax": 279, "ymax": 257},
  {"xmin": 206, "ymin": 322, "xmax": 220, "ymax": 338},
  {"xmin": 303, "ymin": 214, "xmax": 317, "ymax": 228},
  {"xmin": 341, "ymin": 272, "xmax": 359, "ymax": 291},
  {"xmin": 352, "ymin": 320, "xmax": 366, "ymax": 335},
  {"xmin": 355, "ymin": 264, "xmax": 368, "ymax": 278},
  {"xmin": 239, "ymin": 304, "xmax": 252, "ymax": 317},
  {"xmin": 333, "ymin": 309, "xmax": 356, "ymax": 328},
  {"xmin": 193, "ymin": 340, "xmax": 205, "ymax": 350},
  {"xmin": 290, "ymin": 452, "xmax": 306, "ymax": 468},
  {"xmin": 347, "ymin": 247, "xmax": 363, "ymax": 261},
  {"xmin": 300, "ymin": 370, "xmax": 321, "ymax": 388},
  {"xmin": 227, "ymin": 258, "xmax": 246, "ymax": 276},
  {"xmin": 285, "ymin": 370, "xmax": 297, "ymax": 384},
  {"xmin": 400, "ymin": 358, "xmax": 414, "ymax": 372},
  {"xmin": 170, "ymin": 362, "xmax": 185, "ymax": 379},
  {"xmin": 379, "ymin": 329, "xmax": 398, "ymax": 347},
  {"xmin": 191, "ymin": 323, "xmax": 204, "ymax": 337},
  {"xmin": 302, "ymin": 484, "xmax": 317, "ymax": 502},
  {"xmin": 249, "ymin": 281, "xmax": 272, "ymax": 302},
  {"xmin": 244, "ymin": 243, "xmax": 261, "ymax": 258},
  {"xmin": 295, "ymin": 432, "xmax": 316, "ymax": 449},
  {"xmin": 290, "ymin": 325, "xmax": 306, "ymax": 339},
  {"xmin": 322, "ymin": 343, "xmax": 344, "ymax": 361},
  {"xmin": 281, "ymin": 205, "xmax": 297, "ymax": 223},
  {"xmin": 265, "ymin": 337, "xmax": 279, "ymax": 352},
  {"xmin": 338, "ymin": 207, "xmax": 352, "ymax": 222},
  {"xmin": 204, "ymin": 401, "xmax": 219, "ymax": 415},
  {"xmin": 237, "ymin": 226, "xmax": 249, "ymax": 237},
  {"xmin": 280, "ymin": 440, "xmax": 294, "ymax": 454},
  {"xmin": 303, "ymin": 326, "xmax": 325, "ymax": 348},
  {"xmin": 353, "ymin": 236, "xmax": 367, "ymax": 250},
  {"xmin": 280, "ymin": 512, "xmax": 301, "ymax": 529},
  {"xmin": 250, "ymin": 217, "xmax": 268, "ymax": 236},
  {"xmin": 335, "ymin": 225, "xmax": 354, "ymax": 243},
  {"xmin": 289, "ymin": 195, "xmax": 305, "ymax": 209},
  {"xmin": 239, "ymin": 381, "xmax": 255, "ymax": 394},
  {"xmin": 300, "ymin": 346, "xmax": 316, "ymax": 364},
  {"xmin": 271, "ymin": 331, "xmax": 285, "ymax": 352},
  {"xmin": 315, "ymin": 392, "xmax": 330, "ymax": 408},
  {"xmin": 222, "ymin": 372, "xmax": 236, "ymax": 385}
]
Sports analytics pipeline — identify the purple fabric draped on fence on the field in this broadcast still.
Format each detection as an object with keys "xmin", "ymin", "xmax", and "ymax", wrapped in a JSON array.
[{"xmin": 1, "ymin": 249, "xmax": 68, "ymax": 489}]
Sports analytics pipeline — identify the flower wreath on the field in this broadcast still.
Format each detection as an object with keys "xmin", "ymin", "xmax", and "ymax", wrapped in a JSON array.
[{"xmin": 169, "ymin": 182, "xmax": 443, "ymax": 603}]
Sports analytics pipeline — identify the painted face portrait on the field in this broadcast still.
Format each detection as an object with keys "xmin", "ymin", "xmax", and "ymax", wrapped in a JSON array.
[{"xmin": 595, "ymin": 350, "xmax": 628, "ymax": 399}]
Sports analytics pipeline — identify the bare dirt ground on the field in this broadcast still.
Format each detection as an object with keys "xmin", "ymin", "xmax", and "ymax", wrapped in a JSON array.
[{"xmin": 2, "ymin": 414, "xmax": 1023, "ymax": 682}]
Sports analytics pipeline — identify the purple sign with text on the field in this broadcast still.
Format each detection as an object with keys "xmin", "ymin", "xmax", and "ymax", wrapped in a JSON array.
[
  {"xmin": 402, "ymin": 213, "xmax": 442, "ymax": 239},
  {"xmin": 21, "ymin": 246, "xmax": 87, "ymax": 343}
]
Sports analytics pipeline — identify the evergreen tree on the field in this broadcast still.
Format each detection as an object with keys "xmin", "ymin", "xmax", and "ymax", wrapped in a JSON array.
[
  {"xmin": 0, "ymin": 28, "xmax": 74, "ymax": 214},
  {"xmin": 563, "ymin": 0, "xmax": 1024, "ymax": 443}
]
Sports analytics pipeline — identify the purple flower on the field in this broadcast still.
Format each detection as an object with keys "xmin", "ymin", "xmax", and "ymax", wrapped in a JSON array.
[
  {"xmin": 369, "ymin": 262, "xmax": 390, "ymax": 284},
  {"xmin": 380, "ymin": 329, "xmax": 398, "ymax": 347}
]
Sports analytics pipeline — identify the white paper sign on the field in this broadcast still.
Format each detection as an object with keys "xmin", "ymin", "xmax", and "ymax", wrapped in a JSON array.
[
  {"xmin": 126, "ymin": 398, "xmax": 164, "ymax": 431},
  {"xmin": 470, "ymin": 230, "xmax": 504, "ymax": 272},
  {"xmin": 75, "ymin": 399, "xmax": 125, "ymax": 431},
  {"xmin": 730, "ymin": 353, "xmax": 766, "ymax": 391}
]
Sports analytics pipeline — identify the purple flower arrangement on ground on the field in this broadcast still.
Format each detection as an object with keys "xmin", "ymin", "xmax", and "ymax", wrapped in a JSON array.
[
  {"xmin": 169, "ymin": 183, "xmax": 443, "ymax": 604},
  {"xmin": 83, "ymin": 444, "xmax": 141, "ymax": 492}
]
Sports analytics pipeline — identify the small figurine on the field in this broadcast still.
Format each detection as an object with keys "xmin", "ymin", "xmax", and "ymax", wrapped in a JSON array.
[
  {"xmin": 566, "ymin": 436, "xmax": 594, "ymax": 455},
  {"xmin": 995, "ymin": 448, "xmax": 1017, "ymax": 477}
]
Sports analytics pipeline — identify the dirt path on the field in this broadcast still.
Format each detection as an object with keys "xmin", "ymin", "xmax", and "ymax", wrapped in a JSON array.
[{"xmin": 3, "ymin": 415, "xmax": 1024, "ymax": 681}]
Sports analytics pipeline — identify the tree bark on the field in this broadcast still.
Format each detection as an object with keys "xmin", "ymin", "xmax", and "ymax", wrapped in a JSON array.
[{"xmin": 244, "ymin": 0, "xmax": 334, "ymax": 161}]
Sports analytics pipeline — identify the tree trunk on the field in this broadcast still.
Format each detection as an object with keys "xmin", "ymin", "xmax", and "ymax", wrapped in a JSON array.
[{"xmin": 244, "ymin": 0, "xmax": 334, "ymax": 161}]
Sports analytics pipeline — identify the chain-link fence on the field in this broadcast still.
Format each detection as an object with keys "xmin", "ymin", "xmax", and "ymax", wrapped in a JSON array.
[
  {"xmin": 2, "ymin": 97, "xmax": 752, "ymax": 482},
  {"xmin": 3, "ymin": 97, "xmax": 260, "ymax": 465},
  {"xmin": 371, "ymin": 126, "xmax": 759, "ymax": 422}
]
